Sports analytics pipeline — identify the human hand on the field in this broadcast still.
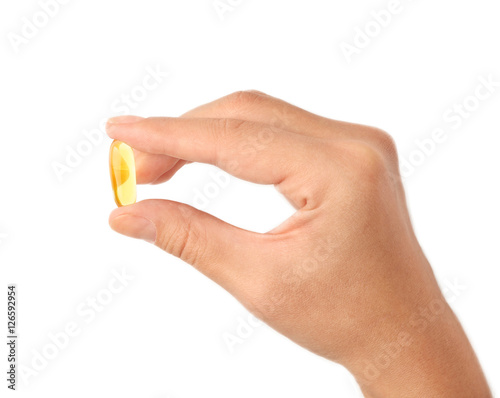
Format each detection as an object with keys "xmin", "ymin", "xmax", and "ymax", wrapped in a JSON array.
[{"xmin": 106, "ymin": 91, "xmax": 491, "ymax": 397}]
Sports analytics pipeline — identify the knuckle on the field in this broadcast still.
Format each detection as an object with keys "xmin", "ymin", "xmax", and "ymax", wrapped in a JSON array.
[
  {"xmin": 218, "ymin": 118, "xmax": 247, "ymax": 134},
  {"xmin": 177, "ymin": 226, "xmax": 206, "ymax": 266},
  {"xmin": 342, "ymin": 141, "xmax": 388, "ymax": 178},
  {"xmin": 157, "ymin": 210, "xmax": 207, "ymax": 266},
  {"xmin": 157, "ymin": 223, "xmax": 186, "ymax": 259},
  {"xmin": 225, "ymin": 90, "xmax": 266, "ymax": 109},
  {"xmin": 209, "ymin": 119, "xmax": 239, "ymax": 163},
  {"xmin": 246, "ymin": 89, "xmax": 269, "ymax": 97},
  {"xmin": 215, "ymin": 117, "xmax": 246, "ymax": 143},
  {"xmin": 369, "ymin": 127, "xmax": 398, "ymax": 159}
]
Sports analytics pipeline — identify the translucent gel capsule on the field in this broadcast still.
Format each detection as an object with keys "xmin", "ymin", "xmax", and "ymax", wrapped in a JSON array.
[{"xmin": 109, "ymin": 140, "xmax": 137, "ymax": 207}]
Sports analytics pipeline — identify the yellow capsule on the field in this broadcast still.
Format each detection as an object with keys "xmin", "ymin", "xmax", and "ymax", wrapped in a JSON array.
[{"xmin": 109, "ymin": 140, "xmax": 137, "ymax": 207}]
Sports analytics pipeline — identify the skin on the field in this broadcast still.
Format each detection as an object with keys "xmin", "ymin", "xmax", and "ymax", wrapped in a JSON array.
[{"xmin": 106, "ymin": 91, "xmax": 492, "ymax": 397}]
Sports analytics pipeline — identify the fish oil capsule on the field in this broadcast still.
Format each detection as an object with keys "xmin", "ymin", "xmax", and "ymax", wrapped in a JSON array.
[{"xmin": 109, "ymin": 140, "xmax": 137, "ymax": 207}]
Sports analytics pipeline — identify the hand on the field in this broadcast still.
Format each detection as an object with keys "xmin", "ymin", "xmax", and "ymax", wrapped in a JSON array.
[{"xmin": 106, "ymin": 91, "xmax": 491, "ymax": 397}]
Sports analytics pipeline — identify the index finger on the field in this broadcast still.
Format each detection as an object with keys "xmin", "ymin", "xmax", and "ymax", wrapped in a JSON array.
[{"xmin": 106, "ymin": 116, "xmax": 311, "ymax": 185}]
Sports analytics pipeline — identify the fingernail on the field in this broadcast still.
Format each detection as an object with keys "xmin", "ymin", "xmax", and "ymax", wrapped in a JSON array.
[
  {"xmin": 110, "ymin": 215, "xmax": 157, "ymax": 243},
  {"xmin": 107, "ymin": 115, "xmax": 144, "ymax": 125}
]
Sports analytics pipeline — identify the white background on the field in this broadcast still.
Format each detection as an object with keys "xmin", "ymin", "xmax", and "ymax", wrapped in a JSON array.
[{"xmin": 1, "ymin": 0, "xmax": 499, "ymax": 396}]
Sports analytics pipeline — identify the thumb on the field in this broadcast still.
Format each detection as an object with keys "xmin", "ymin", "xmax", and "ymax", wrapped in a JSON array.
[{"xmin": 109, "ymin": 199, "xmax": 264, "ymax": 287}]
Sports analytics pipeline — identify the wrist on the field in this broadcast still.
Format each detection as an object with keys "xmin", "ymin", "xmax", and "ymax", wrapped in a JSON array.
[{"xmin": 345, "ymin": 298, "xmax": 491, "ymax": 397}]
